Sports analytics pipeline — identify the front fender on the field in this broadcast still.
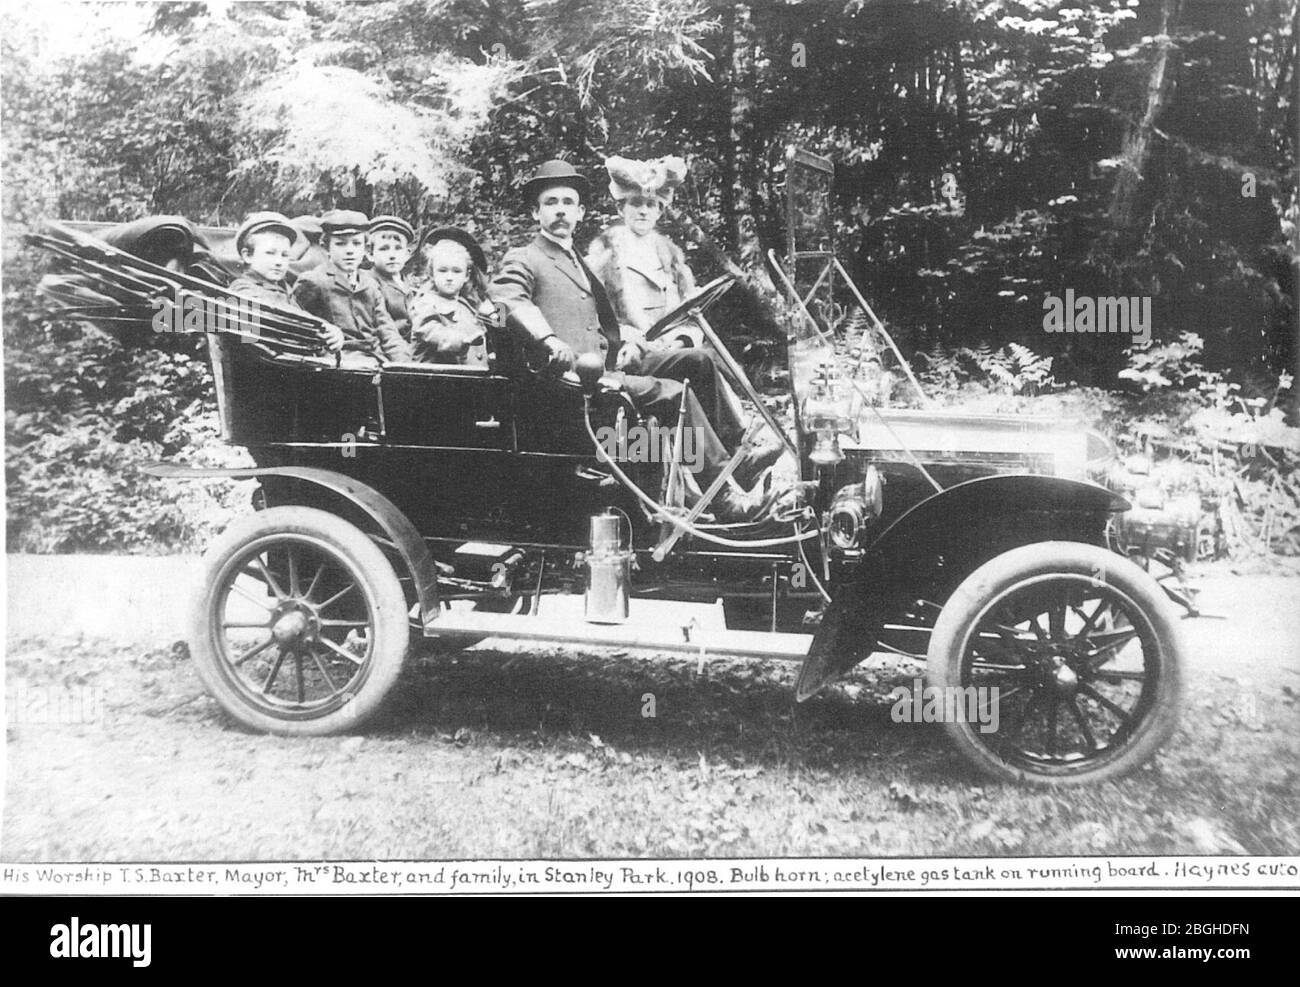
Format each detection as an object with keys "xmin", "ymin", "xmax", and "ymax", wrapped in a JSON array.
[
  {"xmin": 864, "ymin": 473, "xmax": 1128, "ymax": 560},
  {"xmin": 795, "ymin": 474, "xmax": 1129, "ymax": 701},
  {"xmin": 142, "ymin": 462, "xmax": 439, "ymax": 624}
]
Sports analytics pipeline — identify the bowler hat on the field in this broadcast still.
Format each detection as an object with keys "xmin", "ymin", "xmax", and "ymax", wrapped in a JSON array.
[
  {"xmin": 368, "ymin": 215, "xmax": 416, "ymax": 243},
  {"xmin": 521, "ymin": 159, "xmax": 591, "ymax": 204},
  {"xmin": 319, "ymin": 209, "xmax": 370, "ymax": 237},
  {"xmin": 235, "ymin": 211, "xmax": 301, "ymax": 255},
  {"xmin": 417, "ymin": 226, "xmax": 488, "ymax": 274}
]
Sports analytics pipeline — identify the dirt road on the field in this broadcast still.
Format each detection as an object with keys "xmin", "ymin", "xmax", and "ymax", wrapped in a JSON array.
[{"xmin": 3, "ymin": 555, "xmax": 1298, "ymax": 860}]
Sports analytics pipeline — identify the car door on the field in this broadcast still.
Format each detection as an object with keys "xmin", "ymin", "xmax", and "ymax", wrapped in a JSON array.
[{"xmin": 378, "ymin": 364, "xmax": 515, "ymax": 451}]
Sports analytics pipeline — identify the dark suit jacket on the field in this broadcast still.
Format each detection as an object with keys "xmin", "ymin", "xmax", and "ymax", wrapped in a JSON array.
[
  {"xmin": 488, "ymin": 233, "xmax": 621, "ymax": 369},
  {"xmin": 292, "ymin": 259, "xmax": 411, "ymax": 361},
  {"xmin": 229, "ymin": 272, "xmax": 298, "ymax": 309},
  {"xmin": 362, "ymin": 269, "xmax": 413, "ymax": 341}
]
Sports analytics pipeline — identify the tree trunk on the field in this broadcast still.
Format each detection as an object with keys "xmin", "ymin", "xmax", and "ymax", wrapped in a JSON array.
[
  {"xmin": 951, "ymin": 39, "xmax": 974, "ymax": 215},
  {"xmin": 1110, "ymin": 0, "xmax": 1183, "ymax": 228},
  {"xmin": 717, "ymin": 2, "xmax": 737, "ymax": 252},
  {"xmin": 729, "ymin": 3, "xmax": 758, "ymax": 263}
]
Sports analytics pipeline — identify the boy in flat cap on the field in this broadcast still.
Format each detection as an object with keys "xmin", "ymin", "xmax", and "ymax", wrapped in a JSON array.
[
  {"xmin": 292, "ymin": 210, "xmax": 412, "ymax": 362},
  {"xmin": 230, "ymin": 212, "xmax": 345, "ymax": 352},
  {"xmin": 363, "ymin": 215, "xmax": 417, "ymax": 340},
  {"xmin": 230, "ymin": 212, "xmax": 301, "ymax": 307}
]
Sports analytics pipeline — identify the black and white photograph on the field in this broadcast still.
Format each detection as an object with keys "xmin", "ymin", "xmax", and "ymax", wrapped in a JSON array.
[{"xmin": 2, "ymin": 0, "xmax": 1297, "ymax": 898}]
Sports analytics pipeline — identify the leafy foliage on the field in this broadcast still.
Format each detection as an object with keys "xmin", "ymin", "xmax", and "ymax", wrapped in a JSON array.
[
  {"xmin": 1119, "ymin": 331, "xmax": 1216, "ymax": 391},
  {"xmin": 918, "ymin": 340, "xmax": 1056, "ymax": 395},
  {"xmin": 2, "ymin": 0, "xmax": 1297, "ymax": 552},
  {"xmin": 4, "ymin": 249, "xmax": 252, "ymax": 553}
]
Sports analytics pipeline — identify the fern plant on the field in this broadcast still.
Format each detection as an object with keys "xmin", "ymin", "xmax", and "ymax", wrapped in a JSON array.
[{"xmin": 918, "ymin": 341, "xmax": 1055, "ymax": 396}]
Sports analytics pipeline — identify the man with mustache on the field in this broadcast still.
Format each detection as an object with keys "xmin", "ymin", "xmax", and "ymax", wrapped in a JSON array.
[{"xmin": 490, "ymin": 160, "xmax": 779, "ymax": 521}]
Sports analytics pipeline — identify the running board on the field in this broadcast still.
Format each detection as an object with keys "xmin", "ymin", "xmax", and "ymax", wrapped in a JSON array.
[{"xmin": 426, "ymin": 606, "xmax": 813, "ymax": 662}]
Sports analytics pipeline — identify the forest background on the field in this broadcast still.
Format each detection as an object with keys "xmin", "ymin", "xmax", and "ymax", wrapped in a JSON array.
[{"xmin": 2, "ymin": 0, "xmax": 1296, "ymax": 555}]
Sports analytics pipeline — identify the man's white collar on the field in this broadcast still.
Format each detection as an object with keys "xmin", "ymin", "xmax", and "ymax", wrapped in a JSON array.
[{"xmin": 540, "ymin": 228, "xmax": 576, "ymax": 255}]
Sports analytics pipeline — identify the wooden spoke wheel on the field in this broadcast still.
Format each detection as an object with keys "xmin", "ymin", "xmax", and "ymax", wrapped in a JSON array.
[
  {"xmin": 926, "ymin": 542, "xmax": 1184, "ymax": 785},
  {"xmin": 190, "ymin": 506, "xmax": 410, "ymax": 735}
]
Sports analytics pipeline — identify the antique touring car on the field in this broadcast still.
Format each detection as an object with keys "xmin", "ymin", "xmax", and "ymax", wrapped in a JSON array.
[{"xmin": 30, "ymin": 157, "xmax": 1200, "ymax": 786}]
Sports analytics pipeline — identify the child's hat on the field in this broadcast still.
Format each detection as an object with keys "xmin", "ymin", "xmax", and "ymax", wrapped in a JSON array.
[
  {"xmin": 235, "ymin": 211, "xmax": 301, "ymax": 254},
  {"xmin": 605, "ymin": 155, "xmax": 687, "ymax": 205},
  {"xmin": 417, "ymin": 226, "xmax": 488, "ymax": 274},
  {"xmin": 368, "ymin": 215, "xmax": 415, "ymax": 243},
  {"xmin": 319, "ymin": 209, "xmax": 370, "ymax": 236}
]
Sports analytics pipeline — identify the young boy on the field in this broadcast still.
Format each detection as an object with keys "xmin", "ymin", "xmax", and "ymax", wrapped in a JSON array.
[
  {"xmin": 230, "ymin": 211, "xmax": 344, "ymax": 352},
  {"xmin": 363, "ymin": 215, "xmax": 416, "ymax": 340},
  {"xmin": 229, "ymin": 212, "xmax": 301, "ymax": 306},
  {"xmin": 408, "ymin": 229, "xmax": 490, "ymax": 366},
  {"xmin": 291, "ymin": 209, "xmax": 412, "ymax": 362}
]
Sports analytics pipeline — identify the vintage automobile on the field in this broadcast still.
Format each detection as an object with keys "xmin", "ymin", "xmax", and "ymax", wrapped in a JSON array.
[{"xmin": 28, "ymin": 207, "xmax": 1197, "ymax": 787}]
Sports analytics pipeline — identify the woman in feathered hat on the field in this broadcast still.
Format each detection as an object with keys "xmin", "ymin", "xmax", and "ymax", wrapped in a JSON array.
[
  {"xmin": 586, "ymin": 154, "xmax": 753, "ymax": 441},
  {"xmin": 584, "ymin": 155, "xmax": 706, "ymax": 349}
]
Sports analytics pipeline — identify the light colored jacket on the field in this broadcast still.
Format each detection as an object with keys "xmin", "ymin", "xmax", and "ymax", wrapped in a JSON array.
[{"xmin": 585, "ymin": 224, "xmax": 699, "ymax": 344}]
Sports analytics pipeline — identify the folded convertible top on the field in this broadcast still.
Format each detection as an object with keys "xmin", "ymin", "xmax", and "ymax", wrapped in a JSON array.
[{"xmin": 27, "ymin": 220, "xmax": 344, "ymax": 356}]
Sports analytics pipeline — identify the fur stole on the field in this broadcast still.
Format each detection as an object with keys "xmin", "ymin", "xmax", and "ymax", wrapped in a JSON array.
[{"xmin": 586, "ymin": 223, "xmax": 695, "ymax": 332}]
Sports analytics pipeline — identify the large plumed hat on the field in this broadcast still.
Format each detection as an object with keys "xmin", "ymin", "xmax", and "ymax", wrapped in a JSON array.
[
  {"xmin": 605, "ymin": 155, "xmax": 687, "ymax": 205},
  {"xmin": 520, "ymin": 159, "xmax": 591, "ymax": 204}
]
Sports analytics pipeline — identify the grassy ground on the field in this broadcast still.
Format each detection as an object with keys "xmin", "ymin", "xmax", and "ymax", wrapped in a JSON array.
[{"xmin": 4, "ymin": 573, "xmax": 1296, "ymax": 860}]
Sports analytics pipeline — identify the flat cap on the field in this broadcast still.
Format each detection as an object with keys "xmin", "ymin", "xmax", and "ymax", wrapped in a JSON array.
[
  {"xmin": 319, "ymin": 209, "xmax": 370, "ymax": 236},
  {"xmin": 235, "ymin": 211, "xmax": 300, "ymax": 254},
  {"xmin": 368, "ymin": 215, "xmax": 415, "ymax": 243}
]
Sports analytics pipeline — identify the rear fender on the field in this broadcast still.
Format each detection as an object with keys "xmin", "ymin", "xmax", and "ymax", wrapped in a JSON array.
[
  {"xmin": 795, "ymin": 474, "xmax": 1129, "ymax": 701},
  {"xmin": 142, "ymin": 463, "xmax": 439, "ymax": 624}
]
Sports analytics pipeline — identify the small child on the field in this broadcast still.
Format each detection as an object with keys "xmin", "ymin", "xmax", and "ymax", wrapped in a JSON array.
[
  {"xmin": 363, "ymin": 215, "xmax": 416, "ymax": 340},
  {"xmin": 291, "ymin": 209, "xmax": 412, "ymax": 362},
  {"xmin": 408, "ymin": 228, "xmax": 491, "ymax": 366},
  {"xmin": 230, "ymin": 211, "xmax": 344, "ymax": 352}
]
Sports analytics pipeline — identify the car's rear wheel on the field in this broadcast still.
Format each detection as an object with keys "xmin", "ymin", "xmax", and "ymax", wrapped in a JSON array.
[
  {"xmin": 190, "ymin": 506, "xmax": 410, "ymax": 735},
  {"xmin": 926, "ymin": 542, "xmax": 1184, "ymax": 786}
]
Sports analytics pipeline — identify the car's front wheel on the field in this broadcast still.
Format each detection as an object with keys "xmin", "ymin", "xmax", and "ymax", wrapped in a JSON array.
[
  {"xmin": 190, "ymin": 506, "xmax": 410, "ymax": 735},
  {"xmin": 926, "ymin": 542, "xmax": 1184, "ymax": 786}
]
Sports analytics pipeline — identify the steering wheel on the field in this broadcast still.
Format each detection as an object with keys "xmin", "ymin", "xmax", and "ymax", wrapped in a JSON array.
[{"xmin": 644, "ymin": 275, "xmax": 736, "ymax": 342}]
